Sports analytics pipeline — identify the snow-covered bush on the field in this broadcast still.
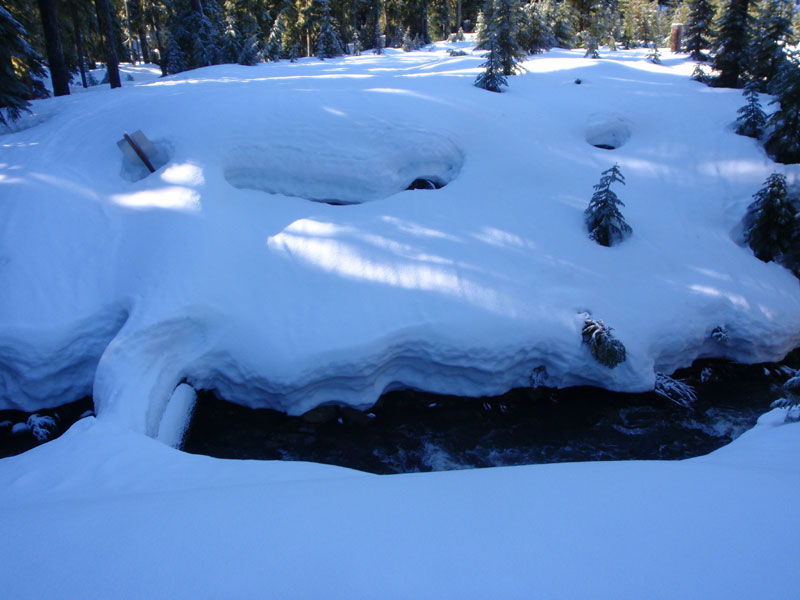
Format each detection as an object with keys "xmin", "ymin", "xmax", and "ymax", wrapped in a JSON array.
[
  {"xmin": 585, "ymin": 164, "xmax": 632, "ymax": 247},
  {"xmin": 711, "ymin": 326, "xmax": 728, "ymax": 342},
  {"xmin": 743, "ymin": 173, "xmax": 798, "ymax": 271},
  {"xmin": 26, "ymin": 414, "xmax": 57, "ymax": 442},
  {"xmin": 654, "ymin": 374, "xmax": 697, "ymax": 407},
  {"xmin": 771, "ymin": 374, "xmax": 800, "ymax": 422},
  {"xmin": 582, "ymin": 316, "xmax": 627, "ymax": 368},
  {"xmin": 764, "ymin": 48, "xmax": 800, "ymax": 164}
]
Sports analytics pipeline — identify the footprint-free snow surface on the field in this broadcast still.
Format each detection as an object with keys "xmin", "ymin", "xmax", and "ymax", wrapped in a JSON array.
[{"xmin": 1, "ymin": 42, "xmax": 799, "ymax": 599}]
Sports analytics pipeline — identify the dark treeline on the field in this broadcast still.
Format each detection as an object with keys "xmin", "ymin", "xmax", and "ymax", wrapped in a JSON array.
[{"xmin": 1, "ymin": 1, "xmax": 800, "ymax": 122}]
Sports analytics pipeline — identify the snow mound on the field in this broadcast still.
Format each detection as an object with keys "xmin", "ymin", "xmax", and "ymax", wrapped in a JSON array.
[
  {"xmin": 223, "ymin": 123, "xmax": 463, "ymax": 204},
  {"xmin": 585, "ymin": 113, "xmax": 631, "ymax": 149}
]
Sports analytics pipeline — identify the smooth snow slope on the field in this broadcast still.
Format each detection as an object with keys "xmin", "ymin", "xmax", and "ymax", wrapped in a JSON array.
[
  {"xmin": 1, "ymin": 43, "xmax": 799, "ymax": 435},
  {"xmin": 0, "ymin": 410, "xmax": 798, "ymax": 599}
]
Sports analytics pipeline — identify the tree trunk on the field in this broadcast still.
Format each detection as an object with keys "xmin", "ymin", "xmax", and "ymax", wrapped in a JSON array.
[
  {"xmin": 95, "ymin": 0, "xmax": 122, "ymax": 88},
  {"xmin": 148, "ymin": 4, "xmax": 167, "ymax": 76},
  {"xmin": 138, "ymin": 27, "xmax": 150, "ymax": 63},
  {"xmin": 37, "ymin": 0, "xmax": 70, "ymax": 96},
  {"xmin": 70, "ymin": 4, "xmax": 88, "ymax": 88}
]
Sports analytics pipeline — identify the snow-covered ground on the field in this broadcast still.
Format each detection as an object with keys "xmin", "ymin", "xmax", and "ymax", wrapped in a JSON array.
[
  {"xmin": 0, "ymin": 409, "xmax": 798, "ymax": 598},
  {"xmin": 1, "ymin": 41, "xmax": 800, "ymax": 596},
  {"xmin": 2, "ymin": 41, "xmax": 799, "ymax": 436}
]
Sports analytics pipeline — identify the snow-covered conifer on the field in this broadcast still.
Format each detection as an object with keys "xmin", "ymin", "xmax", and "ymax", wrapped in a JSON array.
[
  {"xmin": 166, "ymin": 36, "xmax": 188, "ymax": 74},
  {"xmin": 764, "ymin": 48, "xmax": 800, "ymax": 164},
  {"xmin": 289, "ymin": 42, "xmax": 300, "ymax": 62},
  {"xmin": 475, "ymin": 10, "xmax": 489, "ymax": 49},
  {"xmin": 352, "ymin": 30, "xmax": 362, "ymax": 55},
  {"xmin": 474, "ymin": 20, "xmax": 508, "ymax": 93},
  {"xmin": 493, "ymin": 0, "xmax": 527, "ymax": 75},
  {"xmin": 521, "ymin": 1, "xmax": 555, "ymax": 54},
  {"xmin": 712, "ymin": 0, "xmax": 752, "ymax": 88},
  {"xmin": 402, "ymin": 26, "xmax": 415, "ymax": 51},
  {"xmin": 647, "ymin": 40, "xmax": 661, "ymax": 64},
  {"xmin": 748, "ymin": 0, "xmax": 794, "ymax": 92},
  {"xmin": 735, "ymin": 82, "xmax": 766, "ymax": 138},
  {"xmin": 221, "ymin": 22, "xmax": 243, "ymax": 64},
  {"xmin": 238, "ymin": 36, "xmax": 261, "ymax": 65},
  {"xmin": 585, "ymin": 164, "xmax": 632, "ymax": 247},
  {"xmin": 265, "ymin": 16, "xmax": 285, "ymax": 62},
  {"xmin": 684, "ymin": 0, "xmax": 715, "ymax": 62},
  {"xmin": 0, "ymin": 6, "xmax": 48, "ymax": 126},
  {"xmin": 744, "ymin": 173, "xmax": 796, "ymax": 264},
  {"xmin": 315, "ymin": 0, "xmax": 343, "ymax": 59},
  {"xmin": 582, "ymin": 316, "xmax": 627, "ymax": 368}
]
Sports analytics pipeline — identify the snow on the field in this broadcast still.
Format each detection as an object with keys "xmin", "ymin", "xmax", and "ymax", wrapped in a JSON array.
[
  {"xmin": 3, "ymin": 44, "xmax": 799, "ymax": 436},
  {"xmin": 1, "ymin": 41, "xmax": 800, "ymax": 598},
  {"xmin": 0, "ymin": 412, "xmax": 798, "ymax": 598}
]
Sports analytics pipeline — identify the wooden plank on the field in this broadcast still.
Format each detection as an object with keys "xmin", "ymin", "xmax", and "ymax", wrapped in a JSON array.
[{"xmin": 123, "ymin": 132, "xmax": 156, "ymax": 173}]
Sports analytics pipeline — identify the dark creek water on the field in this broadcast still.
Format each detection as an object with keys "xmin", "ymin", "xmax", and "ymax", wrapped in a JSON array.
[{"xmin": 181, "ymin": 358, "xmax": 796, "ymax": 474}]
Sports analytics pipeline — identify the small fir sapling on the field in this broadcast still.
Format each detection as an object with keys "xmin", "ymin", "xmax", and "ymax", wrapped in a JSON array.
[
  {"xmin": 402, "ymin": 27, "xmax": 415, "ymax": 51},
  {"xmin": 352, "ymin": 31, "xmax": 362, "ymax": 55},
  {"xmin": 289, "ymin": 43, "xmax": 299, "ymax": 62},
  {"xmin": 585, "ymin": 164, "xmax": 632, "ymax": 247},
  {"xmin": 582, "ymin": 316, "xmax": 627, "ymax": 368},
  {"xmin": 735, "ymin": 82, "xmax": 767, "ymax": 138},
  {"xmin": 771, "ymin": 373, "xmax": 800, "ymax": 422},
  {"xmin": 647, "ymin": 41, "xmax": 661, "ymax": 64},
  {"xmin": 743, "ymin": 173, "xmax": 797, "ymax": 266}
]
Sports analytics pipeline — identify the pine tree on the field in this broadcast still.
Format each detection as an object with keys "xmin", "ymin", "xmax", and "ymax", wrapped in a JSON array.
[
  {"xmin": 474, "ymin": 19, "xmax": 508, "ymax": 92},
  {"xmin": 265, "ymin": 15, "xmax": 285, "ymax": 61},
  {"xmin": 684, "ymin": 0, "xmax": 715, "ymax": 62},
  {"xmin": 582, "ymin": 316, "xmax": 627, "ymax": 368},
  {"xmin": 166, "ymin": 35, "xmax": 188, "ymax": 73},
  {"xmin": 521, "ymin": 1, "xmax": 555, "ymax": 55},
  {"xmin": 352, "ymin": 30, "xmax": 361, "ymax": 55},
  {"xmin": 735, "ymin": 82, "xmax": 766, "ymax": 138},
  {"xmin": 712, "ymin": 0, "xmax": 752, "ymax": 88},
  {"xmin": 475, "ymin": 9, "xmax": 489, "ymax": 49},
  {"xmin": 748, "ymin": 0, "xmax": 794, "ymax": 92},
  {"xmin": 744, "ymin": 173, "xmax": 797, "ymax": 264},
  {"xmin": 0, "ymin": 5, "xmax": 48, "ymax": 126},
  {"xmin": 764, "ymin": 47, "xmax": 800, "ymax": 164},
  {"xmin": 316, "ymin": 1, "xmax": 344, "ymax": 59},
  {"xmin": 585, "ymin": 164, "xmax": 632, "ymax": 247},
  {"xmin": 493, "ymin": 0, "xmax": 526, "ymax": 75},
  {"xmin": 543, "ymin": 0, "xmax": 578, "ymax": 48},
  {"xmin": 402, "ymin": 26, "xmax": 415, "ymax": 51},
  {"xmin": 289, "ymin": 42, "xmax": 299, "ymax": 61},
  {"xmin": 221, "ymin": 22, "xmax": 243, "ymax": 63},
  {"xmin": 647, "ymin": 40, "xmax": 661, "ymax": 64},
  {"xmin": 238, "ymin": 35, "xmax": 260, "ymax": 65}
]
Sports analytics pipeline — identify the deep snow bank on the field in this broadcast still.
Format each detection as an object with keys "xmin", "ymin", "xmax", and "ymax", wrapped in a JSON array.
[{"xmin": 1, "ymin": 45, "xmax": 799, "ymax": 435}]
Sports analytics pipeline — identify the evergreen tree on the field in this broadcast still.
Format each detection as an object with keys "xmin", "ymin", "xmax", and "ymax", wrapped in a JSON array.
[
  {"xmin": 316, "ymin": 0, "xmax": 344, "ymax": 59},
  {"xmin": 352, "ymin": 30, "xmax": 362, "ymax": 55},
  {"xmin": 647, "ymin": 40, "xmax": 661, "ymax": 64},
  {"xmin": 582, "ymin": 29, "xmax": 600, "ymax": 58},
  {"xmin": 582, "ymin": 316, "xmax": 627, "ymax": 368},
  {"xmin": 0, "ymin": 5, "xmax": 48, "ymax": 125},
  {"xmin": 744, "ymin": 173, "xmax": 797, "ymax": 264},
  {"xmin": 289, "ymin": 42, "xmax": 299, "ymax": 61},
  {"xmin": 748, "ymin": 0, "xmax": 794, "ymax": 92},
  {"xmin": 764, "ymin": 47, "xmax": 800, "ymax": 164},
  {"xmin": 475, "ymin": 9, "xmax": 489, "ymax": 49},
  {"xmin": 585, "ymin": 164, "xmax": 632, "ymax": 247},
  {"xmin": 712, "ymin": 0, "xmax": 751, "ymax": 88},
  {"xmin": 265, "ymin": 15, "xmax": 285, "ymax": 61},
  {"xmin": 402, "ymin": 25, "xmax": 415, "ymax": 51},
  {"xmin": 221, "ymin": 21, "xmax": 243, "ymax": 63},
  {"xmin": 544, "ymin": 0, "xmax": 578, "ymax": 48},
  {"xmin": 493, "ymin": 0, "xmax": 526, "ymax": 75},
  {"xmin": 684, "ymin": 0, "xmax": 715, "ymax": 61},
  {"xmin": 521, "ymin": 1, "xmax": 556, "ymax": 54},
  {"xmin": 238, "ymin": 35, "xmax": 261, "ymax": 65},
  {"xmin": 166, "ymin": 35, "xmax": 188, "ymax": 73},
  {"xmin": 735, "ymin": 82, "xmax": 766, "ymax": 138},
  {"xmin": 474, "ymin": 18, "xmax": 508, "ymax": 92}
]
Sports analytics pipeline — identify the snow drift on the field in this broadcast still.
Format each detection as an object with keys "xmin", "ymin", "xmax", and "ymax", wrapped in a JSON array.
[{"xmin": 1, "ymin": 45, "xmax": 799, "ymax": 438}]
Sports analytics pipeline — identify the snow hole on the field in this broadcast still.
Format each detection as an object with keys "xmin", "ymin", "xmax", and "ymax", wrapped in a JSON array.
[
  {"xmin": 223, "ymin": 128, "xmax": 463, "ymax": 205},
  {"xmin": 585, "ymin": 115, "xmax": 631, "ymax": 150}
]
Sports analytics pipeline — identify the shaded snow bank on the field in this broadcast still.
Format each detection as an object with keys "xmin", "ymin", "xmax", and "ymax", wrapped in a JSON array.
[
  {"xmin": 1, "ymin": 46, "xmax": 799, "ymax": 436},
  {"xmin": 0, "ymin": 411, "xmax": 797, "ymax": 598}
]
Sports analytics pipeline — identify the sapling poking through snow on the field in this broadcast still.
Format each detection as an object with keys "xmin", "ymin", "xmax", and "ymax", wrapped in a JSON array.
[
  {"xmin": 735, "ymin": 83, "xmax": 767, "ymax": 138},
  {"xmin": 582, "ymin": 316, "xmax": 626, "ymax": 368},
  {"xmin": 585, "ymin": 164, "xmax": 632, "ymax": 247}
]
